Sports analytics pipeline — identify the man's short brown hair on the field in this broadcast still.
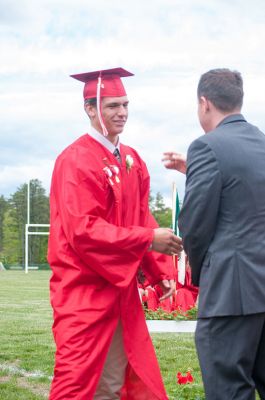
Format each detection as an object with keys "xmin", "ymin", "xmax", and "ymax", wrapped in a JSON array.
[{"xmin": 197, "ymin": 68, "xmax": 244, "ymax": 112}]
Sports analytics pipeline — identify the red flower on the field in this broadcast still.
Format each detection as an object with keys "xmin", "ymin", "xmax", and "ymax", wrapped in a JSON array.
[
  {"xmin": 176, "ymin": 370, "xmax": 194, "ymax": 385},
  {"xmin": 186, "ymin": 371, "xmax": 194, "ymax": 383}
]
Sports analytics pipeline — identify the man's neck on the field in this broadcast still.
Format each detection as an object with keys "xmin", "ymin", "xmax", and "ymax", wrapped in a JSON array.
[
  {"xmin": 91, "ymin": 125, "xmax": 119, "ymax": 146},
  {"xmin": 89, "ymin": 126, "xmax": 120, "ymax": 152},
  {"xmin": 106, "ymin": 133, "xmax": 119, "ymax": 146},
  {"xmin": 205, "ymin": 109, "xmax": 242, "ymax": 133}
]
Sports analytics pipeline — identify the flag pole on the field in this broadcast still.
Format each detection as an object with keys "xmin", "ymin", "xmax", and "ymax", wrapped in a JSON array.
[
  {"xmin": 173, "ymin": 184, "xmax": 186, "ymax": 285},
  {"xmin": 172, "ymin": 182, "xmax": 177, "ymax": 269}
]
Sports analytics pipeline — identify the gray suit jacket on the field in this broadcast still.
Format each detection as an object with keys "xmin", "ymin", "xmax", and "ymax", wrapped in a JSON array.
[{"xmin": 179, "ymin": 114, "xmax": 265, "ymax": 318}]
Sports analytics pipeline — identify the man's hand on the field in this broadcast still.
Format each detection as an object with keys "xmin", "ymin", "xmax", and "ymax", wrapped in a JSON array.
[
  {"xmin": 158, "ymin": 279, "xmax": 175, "ymax": 301},
  {"xmin": 162, "ymin": 152, "xmax": 187, "ymax": 174},
  {"xmin": 151, "ymin": 228, "xmax": 183, "ymax": 256}
]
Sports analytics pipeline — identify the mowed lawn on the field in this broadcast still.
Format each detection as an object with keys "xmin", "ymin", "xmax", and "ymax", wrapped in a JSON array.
[{"xmin": 0, "ymin": 271, "xmax": 260, "ymax": 400}]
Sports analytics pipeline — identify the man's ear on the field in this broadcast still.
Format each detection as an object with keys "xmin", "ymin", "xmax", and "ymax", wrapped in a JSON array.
[
  {"xmin": 199, "ymin": 96, "xmax": 210, "ymax": 113},
  {"xmin": 85, "ymin": 104, "xmax": 97, "ymax": 119}
]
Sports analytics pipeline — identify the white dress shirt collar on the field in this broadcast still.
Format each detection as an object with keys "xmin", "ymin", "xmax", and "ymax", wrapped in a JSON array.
[{"xmin": 88, "ymin": 126, "xmax": 120, "ymax": 153}]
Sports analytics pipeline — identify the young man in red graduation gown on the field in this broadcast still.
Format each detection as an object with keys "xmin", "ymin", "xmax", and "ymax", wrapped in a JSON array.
[{"xmin": 48, "ymin": 68, "xmax": 183, "ymax": 400}]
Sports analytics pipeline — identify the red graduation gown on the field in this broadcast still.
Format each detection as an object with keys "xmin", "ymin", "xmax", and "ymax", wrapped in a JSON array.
[
  {"xmin": 48, "ymin": 134, "xmax": 174, "ymax": 400},
  {"xmin": 175, "ymin": 259, "xmax": 199, "ymax": 312}
]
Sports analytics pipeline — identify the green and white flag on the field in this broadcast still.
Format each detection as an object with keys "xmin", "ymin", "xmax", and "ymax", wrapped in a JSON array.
[{"xmin": 172, "ymin": 183, "xmax": 185, "ymax": 285}]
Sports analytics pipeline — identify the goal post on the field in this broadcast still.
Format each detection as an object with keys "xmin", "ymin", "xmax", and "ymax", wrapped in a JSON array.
[
  {"xmin": 24, "ymin": 224, "xmax": 50, "ymax": 273},
  {"xmin": 25, "ymin": 180, "xmax": 50, "ymax": 273}
]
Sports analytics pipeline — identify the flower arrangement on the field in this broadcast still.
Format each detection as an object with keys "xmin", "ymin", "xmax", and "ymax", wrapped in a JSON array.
[{"xmin": 125, "ymin": 154, "xmax": 134, "ymax": 173}]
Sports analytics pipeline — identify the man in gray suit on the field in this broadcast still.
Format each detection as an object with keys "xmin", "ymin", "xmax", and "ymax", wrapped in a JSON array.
[{"xmin": 163, "ymin": 68, "xmax": 265, "ymax": 399}]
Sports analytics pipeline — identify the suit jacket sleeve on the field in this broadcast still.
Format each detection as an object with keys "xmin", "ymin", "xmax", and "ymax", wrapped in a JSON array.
[{"xmin": 178, "ymin": 138, "xmax": 222, "ymax": 286}]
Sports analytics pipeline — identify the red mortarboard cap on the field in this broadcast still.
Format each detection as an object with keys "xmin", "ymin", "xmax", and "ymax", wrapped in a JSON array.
[{"xmin": 70, "ymin": 67, "xmax": 134, "ymax": 100}]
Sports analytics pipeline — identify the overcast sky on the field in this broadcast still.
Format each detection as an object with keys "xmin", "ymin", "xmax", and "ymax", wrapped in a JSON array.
[{"xmin": 1, "ymin": 0, "xmax": 265, "ymax": 205}]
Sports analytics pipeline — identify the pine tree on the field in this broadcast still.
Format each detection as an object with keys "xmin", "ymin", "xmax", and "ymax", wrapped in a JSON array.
[
  {"xmin": 2, "ymin": 208, "xmax": 20, "ymax": 264},
  {"xmin": 0, "ymin": 195, "xmax": 7, "ymax": 253},
  {"xmin": 152, "ymin": 192, "xmax": 172, "ymax": 228},
  {"xmin": 28, "ymin": 179, "xmax": 50, "ymax": 265},
  {"xmin": 1, "ymin": 180, "xmax": 50, "ymax": 266},
  {"xmin": 8, "ymin": 183, "xmax": 28, "ymax": 264}
]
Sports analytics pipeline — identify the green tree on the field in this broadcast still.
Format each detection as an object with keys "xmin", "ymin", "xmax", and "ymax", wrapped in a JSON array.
[
  {"xmin": 8, "ymin": 183, "xmax": 27, "ymax": 264},
  {"xmin": 28, "ymin": 179, "xmax": 50, "ymax": 265},
  {"xmin": 1, "ymin": 179, "xmax": 49, "ymax": 266},
  {"xmin": 151, "ymin": 192, "xmax": 172, "ymax": 228},
  {"xmin": 0, "ymin": 195, "xmax": 7, "ymax": 253},
  {"xmin": 149, "ymin": 191, "xmax": 155, "ymax": 213},
  {"xmin": 2, "ymin": 208, "xmax": 20, "ymax": 264}
]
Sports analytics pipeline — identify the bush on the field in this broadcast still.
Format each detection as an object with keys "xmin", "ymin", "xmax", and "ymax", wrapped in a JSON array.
[{"xmin": 144, "ymin": 306, "xmax": 198, "ymax": 321}]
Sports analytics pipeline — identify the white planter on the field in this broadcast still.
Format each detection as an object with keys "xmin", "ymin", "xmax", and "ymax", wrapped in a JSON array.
[{"xmin": 146, "ymin": 320, "xmax": 197, "ymax": 333}]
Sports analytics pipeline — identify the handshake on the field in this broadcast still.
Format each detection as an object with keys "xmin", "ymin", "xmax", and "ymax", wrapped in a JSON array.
[{"xmin": 151, "ymin": 228, "xmax": 183, "ymax": 257}]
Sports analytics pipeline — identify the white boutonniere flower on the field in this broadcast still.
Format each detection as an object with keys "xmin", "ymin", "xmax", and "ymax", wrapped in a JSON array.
[{"xmin": 125, "ymin": 155, "xmax": 134, "ymax": 173}]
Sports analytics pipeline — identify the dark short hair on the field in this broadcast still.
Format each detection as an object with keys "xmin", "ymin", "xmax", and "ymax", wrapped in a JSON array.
[
  {"xmin": 84, "ymin": 97, "xmax": 97, "ymax": 107},
  {"xmin": 197, "ymin": 68, "xmax": 244, "ymax": 112}
]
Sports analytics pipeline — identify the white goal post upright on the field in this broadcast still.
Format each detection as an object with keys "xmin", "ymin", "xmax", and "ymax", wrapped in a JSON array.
[
  {"xmin": 25, "ymin": 224, "xmax": 50, "ymax": 273},
  {"xmin": 25, "ymin": 181, "xmax": 50, "ymax": 273},
  {"xmin": 27, "ymin": 181, "xmax": 30, "ymax": 225}
]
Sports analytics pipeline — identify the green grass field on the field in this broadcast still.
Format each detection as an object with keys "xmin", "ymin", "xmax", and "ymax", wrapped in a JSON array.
[{"xmin": 0, "ymin": 271, "xmax": 260, "ymax": 400}]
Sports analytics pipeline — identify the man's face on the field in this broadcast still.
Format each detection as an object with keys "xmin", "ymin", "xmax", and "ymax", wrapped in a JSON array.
[{"xmin": 94, "ymin": 96, "xmax": 129, "ymax": 136}]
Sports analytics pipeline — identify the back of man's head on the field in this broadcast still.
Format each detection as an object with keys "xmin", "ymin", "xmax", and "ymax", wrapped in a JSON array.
[{"xmin": 197, "ymin": 68, "xmax": 244, "ymax": 112}]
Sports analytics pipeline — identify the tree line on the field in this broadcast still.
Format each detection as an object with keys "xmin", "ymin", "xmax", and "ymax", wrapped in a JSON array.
[
  {"xmin": 0, "ymin": 180, "xmax": 49, "ymax": 268},
  {"xmin": 0, "ymin": 180, "xmax": 171, "ymax": 268}
]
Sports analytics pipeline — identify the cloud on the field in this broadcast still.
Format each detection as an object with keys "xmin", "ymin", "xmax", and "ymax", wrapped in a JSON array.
[
  {"xmin": 1, "ymin": 0, "xmax": 265, "ymax": 202},
  {"xmin": 0, "ymin": 160, "xmax": 54, "ymax": 198}
]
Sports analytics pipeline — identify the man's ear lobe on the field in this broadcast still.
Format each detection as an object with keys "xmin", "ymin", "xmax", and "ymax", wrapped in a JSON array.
[
  {"xmin": 85, "ymin": 105, "xmax": 96, "ymax": 118},
  {"xmin": 200, "ymin": 96, "xmax": 210, "ymax": 112}
]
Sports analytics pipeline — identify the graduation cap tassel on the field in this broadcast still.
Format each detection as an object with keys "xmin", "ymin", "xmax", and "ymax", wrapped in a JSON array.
[{"xmin": 97, "ymin": 75, "xmax": 109, "ymax": 137}]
